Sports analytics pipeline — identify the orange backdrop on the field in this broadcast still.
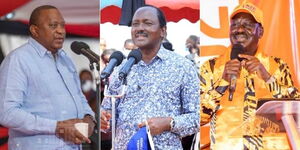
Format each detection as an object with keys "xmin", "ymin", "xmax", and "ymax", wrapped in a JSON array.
[{"xmin": 200, "ymin": 0, "xmax": 300, "ymax": 87}]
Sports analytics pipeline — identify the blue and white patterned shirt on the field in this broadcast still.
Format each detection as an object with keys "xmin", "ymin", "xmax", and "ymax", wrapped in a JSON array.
[
  {"xmin": 102, "ymin": 46, "xmax": 200, "ymax": 150},
  {"xmin": 0, "ymin": 38, "xmax": 94, "ymax": 150}
]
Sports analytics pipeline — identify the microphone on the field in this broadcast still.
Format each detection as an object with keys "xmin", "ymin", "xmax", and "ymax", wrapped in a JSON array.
[
  {"xmin": 118, "ymin": 49, "xmax": 142, "ymax": 80},
  {"xmin": 230, "ymin": 44, "xmax": 244, "ymax": 61},
  {"xmin": 100, "ymin": 51, "xmax": 124, "ymax": 79},
  {"xmin": 71, "ymin": 41, "xmax": 100, "ymax": 63},
  {"xmin": 228, "ymin": 44, "xmax": 244, "ymax": 101}
]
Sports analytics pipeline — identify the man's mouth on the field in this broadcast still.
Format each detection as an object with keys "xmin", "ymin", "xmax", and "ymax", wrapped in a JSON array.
[
  {"xmin": 55, "ymin": 37, "xmax": 64, "ymax": 43},
  {"xmin": 135, "ymin": 32, "xmax": 148, "ymax": 38},
  {"xmin": 234, "ymin": 34, "xmax": 248, "ymax": 42}
]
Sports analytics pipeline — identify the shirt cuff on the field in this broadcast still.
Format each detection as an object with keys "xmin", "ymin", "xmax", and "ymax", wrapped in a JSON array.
[
  {"xmin": 84, "ymin": 114, "xmax": 97, "ymax": 124},
  {"xmin": 38, "ymin": 118, "xmax": 57, "ymax": 134}
]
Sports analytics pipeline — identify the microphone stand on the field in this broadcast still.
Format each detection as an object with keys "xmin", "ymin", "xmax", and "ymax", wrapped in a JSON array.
[
  {"xmin": 103, "ymin": 78, "xmax": 126, "ymax": 150},
  {"xmin": 89, "ymin": 61, "xmax": 101, "ymax": 150}
]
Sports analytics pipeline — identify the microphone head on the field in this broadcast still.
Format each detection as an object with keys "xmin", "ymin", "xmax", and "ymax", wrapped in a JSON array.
[
  {"xmin": 70, "ymin": 41, "xmax": 90, "ymax": 55},
  {"xmin": 230, "ymin": 44, "xmax": 244, "ymax": 61},
  {"xmin": 79, "ymin": 41, "xmax": 90, "ymax": 49},
  {"xmin": 109, "ymin": 51, "xmax": 125, "ymax": 66},
  {"xmin": 127, "ymin": 49, "xmax": 142, "ymax": 64}
]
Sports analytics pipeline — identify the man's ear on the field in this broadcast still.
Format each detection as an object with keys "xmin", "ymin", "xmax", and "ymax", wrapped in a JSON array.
[
  {"xmin": 29, "ymin": 25, "xmax": 38, "ymax": 37},
  {"xmin": 257, "ymin": 25, "xmax": 264, "ymax": 38},
  {"xmin": 160, "ymin": 26, "xmax": 167, "ymax": 38}
]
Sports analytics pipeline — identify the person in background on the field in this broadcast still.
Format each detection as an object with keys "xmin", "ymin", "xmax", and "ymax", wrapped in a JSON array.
[
  {"xmin": 79, "ymin": 69, "xmax": 97, "ymax": 113},
  {"xmin": 122, "ymin": 39, "xmax": 137, "ymax": 57},
  {"xmin": 182, "ymin": 35, "xmax": 201, "ymax": 149},
  {"xmin": 100, "ymin": 49, "xmax": 116, "ymax": 150},
  {"xmin": 185, "ymin": 35, "xmax": 200, "ymax": 53},
  {"xmin": 100, "ymin": 38, "xmax": 107, "ymax": 55},
  {"xmin": 0, "ymin": 5, "xmax": 95, "ymax": 150},
  {"xmin": 101, "ymin": 49, "xmax": 117, "ymax": 65},
  {"xmin": 100, "ymin": 48, "xmax": 117, "ymax": 104},
  {"xmin": 100, "ymin": 38, "xmax": 108, "ymax": 77},
  {"xmin": 185, "ymin": 45, "xmax": 201, "ymax": 74},
  {"xmin": 185, "ymin": 35, "xmax": 201, "ymax": 74},
  {"xmin": 200, "ymin": 1, "xmax": 300, "ymax": 149}
]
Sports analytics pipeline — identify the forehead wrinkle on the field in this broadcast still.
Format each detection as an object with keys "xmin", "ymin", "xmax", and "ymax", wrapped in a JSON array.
[
  {"xmin": 37, "ymin": 9, "xmax": 64, "ymax": 25},
  {"xmin": 232, "ymin": 18, "xmax": 256, "ymax": 24},
  {"xmin": 231, "ymin": 13, "xmax": 257, "ymax": 24},
  {"xmin": 133, "ymin": 7, "xmax": 158, "ymax": 21}
]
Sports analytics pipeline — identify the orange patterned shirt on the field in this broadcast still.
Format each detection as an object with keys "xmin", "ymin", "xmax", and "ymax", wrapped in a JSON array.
[{"xmin": 200, "ymin": 46, "xmax": 299, "ymax": 149}]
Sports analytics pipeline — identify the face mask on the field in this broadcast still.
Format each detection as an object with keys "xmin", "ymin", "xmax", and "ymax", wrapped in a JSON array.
[
  {"xmin": 122, "ymin": 48, "xmax": 130, "ymax": 56},
  {"xmin": 81, "ymin": 80, "xmax": 93, "ymax": 92},
  {"xmin": 185, "ymin": 47, "xmax": 190, "ymax": 52}
]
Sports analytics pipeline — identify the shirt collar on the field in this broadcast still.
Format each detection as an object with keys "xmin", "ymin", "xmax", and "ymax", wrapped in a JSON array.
[
  {"xmin": 155, "ymin": 45, "xmax": 170, "ymax": 61},
  {"xmin": 29, "ymin": 37, "xmax": 65, "ymax": 58}
]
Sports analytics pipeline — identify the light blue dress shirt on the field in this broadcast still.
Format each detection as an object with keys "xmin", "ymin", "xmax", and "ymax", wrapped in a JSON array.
[
  {"xmin": 0, "ymin": 38, "xmax": 94, "ymax": 150},
  {"xmin": 102, "ymin": 46, "xmax": 200, "ymax": 150}
]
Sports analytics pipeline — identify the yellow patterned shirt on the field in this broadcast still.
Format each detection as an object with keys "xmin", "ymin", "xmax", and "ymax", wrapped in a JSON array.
[{"xmin": 200, "ymin": 46, "xmax": 299, "ymax": 150}]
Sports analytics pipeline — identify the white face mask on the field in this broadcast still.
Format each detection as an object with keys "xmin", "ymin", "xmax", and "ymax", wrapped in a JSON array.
[
  {"xmin": 122, "ymin": 48, "xmax": 130, "ymax": 56},
  {"xmin": 81, "ymin": 80, "xmax": 93, "ymax": 92},
  {"xmin": 185, "ymin": 47, "xmax": 190, "ymax": 52}
]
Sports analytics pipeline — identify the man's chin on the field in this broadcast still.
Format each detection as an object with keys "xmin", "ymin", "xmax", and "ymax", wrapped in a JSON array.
[
  {"xmin": 232, "ymin": 41, "xmax": 246, "ymax": 47},
  {"xmin": 134, "ymin": 42, "xmax": 147, "ymax": 49},
  {"xmin": 54, "ymin": 43, "xmax": 63, "ymax": 49}
]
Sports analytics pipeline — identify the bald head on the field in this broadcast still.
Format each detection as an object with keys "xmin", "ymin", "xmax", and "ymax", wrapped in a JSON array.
[
  {"xmin": 134, "ymin": 5, "xmax": 167, "ymax": 28},
  {"xmin": 29, "ymin": 5, "xmax": 58, "ymax": 26}
]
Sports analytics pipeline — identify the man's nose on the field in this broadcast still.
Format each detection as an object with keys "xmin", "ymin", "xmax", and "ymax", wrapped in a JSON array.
[
  {"xmin": 237, "ymin": 25, "xmax": 245, "ymax": 33},
  {"xmin": 134, "ymin": 23, "xmax": 146, "ymax": 31},
  {"xmin": 56, "ymin": 25, "xmax": 65, "ymax": 34}
]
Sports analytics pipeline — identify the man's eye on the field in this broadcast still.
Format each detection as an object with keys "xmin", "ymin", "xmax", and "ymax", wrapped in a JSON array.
[
  {"xmin": 244, "ymin": 24, "xmax": 254, "ymax": 29},
  {"xmin": 145, "ymin": 22, "xmax": 152, "ymax": 25},
  {"xmin": 231, "ymin": 23, "xmax": 237, "ymax": 27},
  {"xmin": 132, "ymin": 22, "xmax": 139, "ymax": 26},
  {"xmin": 49, "ymin": 24, "xmax": 58, "ymax": 28}
]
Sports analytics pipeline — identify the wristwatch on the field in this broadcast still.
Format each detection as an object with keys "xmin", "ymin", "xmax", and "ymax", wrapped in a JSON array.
[
  {"xmin": 84, "ymin": 114, "xmax": 97, "ymax": 124},
  {"xmin": 170, "ymin": 118, "xmax": 175, "ymax": 131}
]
